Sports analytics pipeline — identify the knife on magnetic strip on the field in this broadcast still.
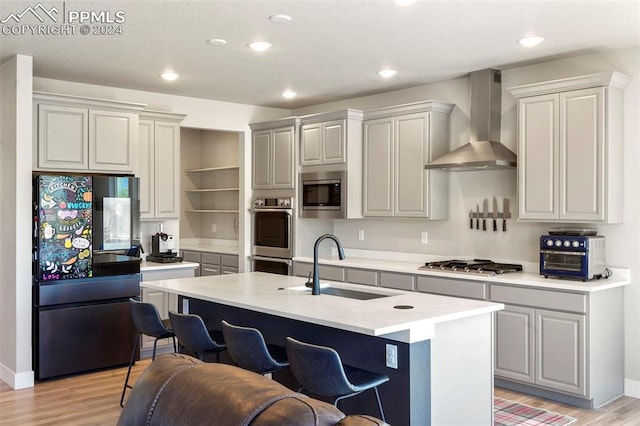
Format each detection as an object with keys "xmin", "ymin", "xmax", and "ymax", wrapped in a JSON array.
[
  {"xmin": 482, "ymin": 198, "xmax": 488, "ymax": 231},
  {"xmin": 492, "ymin": 196, "xmax": 499, "ymax": 232},
  {"xmin": 503, "ymin": 198, "xmax": 509, "ymax": 232}
]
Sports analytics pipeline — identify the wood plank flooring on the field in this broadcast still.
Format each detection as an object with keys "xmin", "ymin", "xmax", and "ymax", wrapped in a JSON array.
[{"xmin": 2, "ymin": 359, "xmax": 640, "ymax": 425}]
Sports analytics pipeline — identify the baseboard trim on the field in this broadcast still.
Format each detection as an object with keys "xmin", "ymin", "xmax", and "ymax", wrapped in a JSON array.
[
  {"xmin": 0, "ymin": 363, "xmax": 34, "ymax": 389},
  {"xmin": 625, "ymin": 379, "xmax": 640, "ymax": 399}
]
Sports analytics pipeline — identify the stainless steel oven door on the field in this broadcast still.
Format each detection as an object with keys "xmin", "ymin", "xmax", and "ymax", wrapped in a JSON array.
[
  {"xmin": 251, "ymin": 209, "xmax": 293, "ymax": 258},
  {"xmin": 250, "ymin": 256, "xmax": 292, "ymax": 275}
]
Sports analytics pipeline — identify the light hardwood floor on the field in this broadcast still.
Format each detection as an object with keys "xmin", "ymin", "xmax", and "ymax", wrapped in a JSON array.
[{"xmin": 2, "ymin": 359, "xmax": 640, "ymax": 425}]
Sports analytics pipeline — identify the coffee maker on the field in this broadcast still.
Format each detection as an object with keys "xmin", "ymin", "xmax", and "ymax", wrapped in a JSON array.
[{"xmin": 147, "ymin": 227, "xmax": 183, "ymax": 263}]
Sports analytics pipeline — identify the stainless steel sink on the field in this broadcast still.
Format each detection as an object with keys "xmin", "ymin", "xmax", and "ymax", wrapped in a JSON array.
[{"xmin": 288, "ymin": 285, "xmax": 392, "ymax": 300}]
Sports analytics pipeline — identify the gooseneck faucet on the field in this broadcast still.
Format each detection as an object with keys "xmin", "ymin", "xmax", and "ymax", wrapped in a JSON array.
[{"xmin": 312, "ymin": 234, "xmax": 346, "ymax": 295}]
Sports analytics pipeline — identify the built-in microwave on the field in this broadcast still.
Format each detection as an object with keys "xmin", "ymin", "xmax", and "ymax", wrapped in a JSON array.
[{"xmin": 300, "ymin": 171, "xmax": 346, "ymax": 219}]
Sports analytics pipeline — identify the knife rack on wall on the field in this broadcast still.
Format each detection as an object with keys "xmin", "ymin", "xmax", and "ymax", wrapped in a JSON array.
[{"xmin": 469, "ymin": 197, "xmax": 511, "ymax": 231}]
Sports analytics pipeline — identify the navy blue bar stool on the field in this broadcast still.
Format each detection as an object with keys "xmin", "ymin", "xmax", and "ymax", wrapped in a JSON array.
[
  {"xmin": 221, "ymin": 320, "xmax": 288, "ymax": 375},
  {"xmin": 168, "ymin": 311, "xmax": 226, "ymax": 362},
  {"xmin": 286, "ymin": 337, "xmax": 389, "ymax": 422},
  {"xmin": 120, "ymin": 298, "xmax": 176, "ymax": 407}
]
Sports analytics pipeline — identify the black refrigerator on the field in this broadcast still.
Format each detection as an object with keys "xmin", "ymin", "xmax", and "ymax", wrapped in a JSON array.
[{"xmin": 33, "ymin": 174, "xmax": 141, "ymax": 380}]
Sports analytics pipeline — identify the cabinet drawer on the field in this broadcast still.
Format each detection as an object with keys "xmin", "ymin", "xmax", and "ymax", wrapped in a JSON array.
[
  {"xmin": 293, "ymin": 262, "xmax": 345, "ymax": 282},
  {"xmin": 202, "ymin": 253, "xmax": 221, "ymax": 265},
  {"xmin": 221, "ymin": 266, "xmax": 238, "ymax": 275},
  {"xmin": 181, "ymin": 250, "xmax": 201, "ymax": 263},
  {"xmin": 221, "ymin": 254, "xmax": 238, "ymax": 268},
  {"xmin": 491, "ymin": 285, "xmax": 587, "ymax": 313},
  {"xmin": 142, "ymin": 267, "xmax": 197, "ymax": 282},
  {"xmin": 380, "ymin": 272, "xmax": 415, "ymax": 291},
  {"xmin": 416, "ymin": 276, "xmax": 487, "ymax": 300},
  {"xmin": 346, "ymin": 268, "xmax": 379, "ymax": 286},
  {"xmin": 201, "ymin": 264, "xmax": 220, "ymax": 276}
]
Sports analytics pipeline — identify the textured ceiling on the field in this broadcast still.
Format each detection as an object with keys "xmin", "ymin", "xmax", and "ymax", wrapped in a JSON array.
[{"xmin": 0, "ymin": 0, "xmax": 638, "ymax": 109}]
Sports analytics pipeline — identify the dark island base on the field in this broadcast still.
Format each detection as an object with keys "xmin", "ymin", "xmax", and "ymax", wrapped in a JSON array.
[{"xmin": 183, "ymin": 296, "xmax": 431, "ymax": 425}]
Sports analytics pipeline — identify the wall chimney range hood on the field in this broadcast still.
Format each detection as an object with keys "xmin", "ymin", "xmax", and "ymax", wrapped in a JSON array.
[{"xmin": 425, "ymin": 69, "xmax": 517, "ymax": 171}]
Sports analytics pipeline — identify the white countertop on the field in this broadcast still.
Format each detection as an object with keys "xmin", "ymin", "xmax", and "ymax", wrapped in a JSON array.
[
  {"xmin": 293, "ymin": 255, "xmax": 630, "ymax": 293},
  {"xmin": 141, "ymin": 271, "xmax": 503, "ymax": 343},
  {"xmin": 140, "ymin": 261, "xmax": 200, "ymax": 272},
  {"xmin": 179, "ymin": 238, "xmax": 239, "ymax": 255}
]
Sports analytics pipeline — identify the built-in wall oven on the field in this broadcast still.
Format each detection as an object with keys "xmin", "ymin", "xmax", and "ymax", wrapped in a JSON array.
[{"xmin": 250, "ymin": 197, "xmax": 293, "ymax": 275}]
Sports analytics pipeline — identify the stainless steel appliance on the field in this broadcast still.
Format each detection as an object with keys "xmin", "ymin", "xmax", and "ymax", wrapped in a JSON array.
[
  {"xmin": 540, "ymin": 234, "xmax": 606, "ymax": 281},
  {"xmin": 420, "ymin": 259, "xmax": 523, "ymax": 276},
  {"xmin": 250, "ymin": 197, "xmax": 293, "ymax": 275},
  {"xmin": 300, "ymin": 170, "xmax": 346, "ymax": 218}
]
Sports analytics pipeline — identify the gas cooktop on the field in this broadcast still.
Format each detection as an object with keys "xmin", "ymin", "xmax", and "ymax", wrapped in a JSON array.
[{"xmin": 419, "ymin": 259, "xmax": 523, "ymax": 276}]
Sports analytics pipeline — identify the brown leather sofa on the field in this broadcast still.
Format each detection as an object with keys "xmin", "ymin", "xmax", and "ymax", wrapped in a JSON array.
[{"xmin": 118, "ymin": 353, "xmax": 388, "ymax": 426}]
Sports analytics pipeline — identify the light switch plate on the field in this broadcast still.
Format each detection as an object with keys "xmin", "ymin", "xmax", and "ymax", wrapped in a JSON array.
[{"xmin": 386, "ymin": 344, "xmax": 398, "ymax": 369}]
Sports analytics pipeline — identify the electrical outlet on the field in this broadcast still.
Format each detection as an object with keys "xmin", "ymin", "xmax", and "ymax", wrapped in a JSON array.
[
  {"xmin": 358, "ymin": 229, "xmax": 365, "ymax": 241},
  {"xmin": 211, "ymin": 224, "xmax": 217, "ymax": 233},
  {"xmin": 421, "ymin": 231, "xmax": 428, "ymax": 244},
  {"xmin": 386, "ymin": 344, "xmax": 398, "ymax": 369},
  {"xmin": 182, "ymin": 298, "xmax": 190, "ymax": 314}
]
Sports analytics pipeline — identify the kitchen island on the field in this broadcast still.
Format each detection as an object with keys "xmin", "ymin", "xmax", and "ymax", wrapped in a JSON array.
[{"xmin": 142, "ymin": 271, "xmax": 504, "ymax": 425}]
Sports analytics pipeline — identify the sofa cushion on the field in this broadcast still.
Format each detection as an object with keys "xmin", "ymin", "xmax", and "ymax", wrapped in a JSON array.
[{"xmin": 118, "ymin": 353, "xmax": 355, "ymax": 426}]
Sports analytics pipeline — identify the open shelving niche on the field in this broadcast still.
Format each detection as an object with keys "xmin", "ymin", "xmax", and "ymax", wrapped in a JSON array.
[{"xmin": 183, "ymin": 165, "xmax": 240, "ymax": 213}]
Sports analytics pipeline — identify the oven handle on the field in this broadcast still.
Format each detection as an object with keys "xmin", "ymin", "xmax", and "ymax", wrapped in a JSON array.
[
  {"xmin": 540, "ymin": 250, "xmax": 586, "ymax": 256},
  {"xmin": 250, "ymin": 208, "xmax": 293, "ymax": 214},
  {"xmin": 249, "ymin": 256, "xmax": 292, "ymax": 266}
]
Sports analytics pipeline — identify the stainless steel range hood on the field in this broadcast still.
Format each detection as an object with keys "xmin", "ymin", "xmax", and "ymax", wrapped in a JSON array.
[{"xmin": 425, "ymin": 69, "xmax": 517, "ymax": 171}]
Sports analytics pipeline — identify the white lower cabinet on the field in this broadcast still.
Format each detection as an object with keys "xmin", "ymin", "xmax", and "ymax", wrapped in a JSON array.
[
  {"xmin": 495, "ymin": 305, "xmax": 535, "ymax": 384},
  {"xmin": 140, "ymin": 266, "xmax": 197, "ymax": 357}
]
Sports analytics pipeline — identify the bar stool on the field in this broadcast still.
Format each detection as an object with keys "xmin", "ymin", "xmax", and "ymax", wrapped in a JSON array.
[
  {"xmin": 221, "ymin": 320, "xmax": 288, "ymax": 375},
  {"xmin": 286, "ymin": 337, "xmax": 389, "ymax": 422},
  {"xmin": 168, "ymin": 311, "xmax": 226, "ymax": 362},
  {"xmin": 120, "ymin": 298, "xmax": 176, "ymax": 407}
]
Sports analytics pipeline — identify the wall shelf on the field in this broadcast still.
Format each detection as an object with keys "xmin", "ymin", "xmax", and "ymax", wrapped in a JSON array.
[
  {"xmin": 185, "ymin": 209, "xmax": 239, "ymax": 213},
  {"xmin": 185, "ymin": 166, "xmax": 239, "ymax": 173},
  {"xmin": 185, "ymin": 188, "xmax": 239, "ymax": 193}
]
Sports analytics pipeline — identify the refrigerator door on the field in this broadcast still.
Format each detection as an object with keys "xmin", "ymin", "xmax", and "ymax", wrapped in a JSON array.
[{"xmin": 36, "ymin": 175, "xmax": 93, "ymax": 281}]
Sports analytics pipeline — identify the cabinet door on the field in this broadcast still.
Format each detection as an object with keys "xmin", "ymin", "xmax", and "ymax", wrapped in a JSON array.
[
  {"xmin": 89, "ymin": 110, "xmax": 137, "ymax": 172},
  {"xmin": 363, "ymin": 117, "xmax": 394, "ymax": 216},
  {"xmin": 140, "ymin": 288, "xmax": 172, "ymax": 351},
  {"xmin": 559, "ymin": 87, "xmax": 605, "ymax": 221},
  {"xmin": 138, "ymin": 119, "xmax": 155, "ymax": 219},
  {"xmin": 395, "ymin": 112, "xmax": 428, "ymax": 217},
  {"xmin": 272, "ymin": 127, "xmax": 295, "ymax": 188},
  {"xmin": 37, "ymin": 104, "xmax": 89, "ymax": 170},
  {"xmin": 154, "ymin": 121, "xmax": 180, "ymax": 218},
  {"xmin": 517, "ymin": 94, "xmax": 559, "ymax": 220},
  {"xmin": 252, "ymin": 130, "xmax": 272, "ymax": 188},
  {"xmin": 535, "ymin": 309, "xmax": 586, "ymax": 395},
  {"xmin": 322, "ymin": 120, "xmax": 346, "ymax": 163},
  {"xmin": 495, "ymin": 305, "xmax": 535, "ymax": 383},
  {"xmin": 201, "ymin": 263, "xmax": 221, "ymax": 276},
  {"xmin": 300, "ymin": 123, "xmax": 321, "ymax": 165}
]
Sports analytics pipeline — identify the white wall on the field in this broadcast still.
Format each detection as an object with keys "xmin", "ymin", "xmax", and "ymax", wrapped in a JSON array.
[
  {"xmin": 0, "ymin": 55, "xmax": 34, "ymax": 389},
  {"xmin": 293, "ymin": 46, "xmax": 640, "ymax": 392}
]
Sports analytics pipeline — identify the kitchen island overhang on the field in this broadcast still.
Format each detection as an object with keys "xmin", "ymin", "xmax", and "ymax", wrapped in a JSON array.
[{"xmin": 141, "ymin": 272, "xmax": 504, "ymax": 425}]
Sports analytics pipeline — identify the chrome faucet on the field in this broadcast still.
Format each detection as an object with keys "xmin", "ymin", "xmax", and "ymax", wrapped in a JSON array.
[{"xmin": 312, "ymin": 234, "xmax": 346, "ymax": 295}]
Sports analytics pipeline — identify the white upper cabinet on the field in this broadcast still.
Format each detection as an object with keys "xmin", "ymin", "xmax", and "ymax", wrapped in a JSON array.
[
  {"xmin": 363, "ymin": 101, "xmax": 453, "ymax": 219},
  {"xmin": 299, "ymin": 110, "xmax": 363, "ymax": 166},
  {"xmin": 250, "ymin": 117, "xmax": 299, "ymax": 189},
  {"xmin": 510, "ymin": 72, "xmax": 631, "ymax": 223},
  {"xmin": 33, "ymin": 92, "xmax": 145, "ymax": 173},
  {"xmin": 138, "ymin": 111, "xmax": 185, "ymax": 220}
]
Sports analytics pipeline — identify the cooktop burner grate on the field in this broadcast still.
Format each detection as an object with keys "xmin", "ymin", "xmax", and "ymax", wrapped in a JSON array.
[{"xmin": 421, "ymin": 259, "xmax": 523, "ymax": 275}]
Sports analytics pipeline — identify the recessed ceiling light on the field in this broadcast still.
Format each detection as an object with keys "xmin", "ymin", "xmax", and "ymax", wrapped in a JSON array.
[
  {"xmin": 378, "ymin": 69, "xmax": 398, "ymax": 78},
  {"xmin": 160, "ymin": 72, "xmax": 179, "ymax": 81},
  {"xmin": 248, "ymin": 41, "xmax": 273, "ymax": 51},
  {"xmin": 282, "ymin": 90, "xmax": 297, "ymax": 99},
  {"xmin": 269, "ymin": 14, "xmax": 292, "ymax": 23},
  {"xmin": 207, "ymin": 38, "xmax": 227, "ymax": 46},
  {"xmin": 518, "ymin": 36, "xmax": 544, "ymax": 47},
  {"xmin": 393, "ymin": 0, "xmax": 416, "ymax": 5}
]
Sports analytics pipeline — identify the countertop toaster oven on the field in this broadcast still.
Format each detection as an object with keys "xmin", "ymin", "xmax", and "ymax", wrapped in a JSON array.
[{"xmin": 540, "ymin": 234, "xmax": 606, "ymax": 281}]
